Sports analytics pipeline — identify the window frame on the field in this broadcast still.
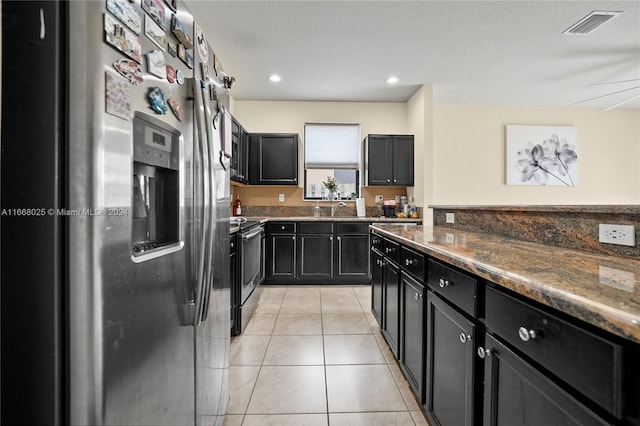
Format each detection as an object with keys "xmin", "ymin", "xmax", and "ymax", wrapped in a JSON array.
[{"xmin": 303, "ymin": 123, "xmax": 362, "ymax": 202}]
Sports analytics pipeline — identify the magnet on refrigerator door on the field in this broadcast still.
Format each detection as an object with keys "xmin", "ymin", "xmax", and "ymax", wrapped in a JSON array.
[
  {"xmin": 104, "ymin": 13, "xmax": 142, "ymax": 63},
  {"xmin": 166, "ymin": 65, "xmax": 176, "ymax": 84},
  {"xmin": 171, "ymin": 14, "xmax": 193, "ymax": 49},
  {"xmin": 148, "ymin": 87, "xmax": 168, "ymax": 114},
  {"xmin": 167, "ymin": 43, "xmax": 177, "ymax": 57},
  {"xmin": 163, "ymin": 0, "xmax": 177, "ymax": 12},
  {"xmin": 141, "ymin": 0, "xmax": 166, "ymax": 30},
  {"xmin": 144, "ymin": 14, "xmax": 166, "ymax": 50},
  {"xmin": 167, "ymin": 98, "xmax": 184, "ymax": 121},
  {"xmin": 113, "ymin": 58, "xmax": 143, "ymax": 85},
  {"xmin": 105, "ymin": 72, "xmax": 132, "ymax": 119},
  {"xmin": 146, "ymin": 50, "xmax": 166, "ymax": 79},
  {"xmin": 195, "ymin": 23, "xmax": 209, "ymax": 62},
  {"xmin": 106, "ymin": 0, "xmax": 143, "ymax": 34},
  {"xmin": 175, "ymin": 69, "xmax": 184, "ymax": 85}
]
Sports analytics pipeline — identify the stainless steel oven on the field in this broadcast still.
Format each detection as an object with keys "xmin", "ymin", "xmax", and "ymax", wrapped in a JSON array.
[
  {"xmin": 240, "ymin": 222, "xmax": 264, "ymax": 303},
  {"xmin": 232, "ymin": 220, "xmax": 264, "ymax": 335}
]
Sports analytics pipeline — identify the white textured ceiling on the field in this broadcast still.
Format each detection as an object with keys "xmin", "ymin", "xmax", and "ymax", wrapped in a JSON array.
[{"xmin": 186, "ymin": 0, "xmax": 640, "ymax": 109}]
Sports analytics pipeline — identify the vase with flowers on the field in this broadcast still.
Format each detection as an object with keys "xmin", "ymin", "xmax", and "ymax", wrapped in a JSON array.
[{"xmin": 322, "ymin": 176, "xmax": 339, "ymax": 201}]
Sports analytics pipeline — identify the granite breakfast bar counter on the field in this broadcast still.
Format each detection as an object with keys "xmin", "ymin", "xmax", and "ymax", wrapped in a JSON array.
[
  {"xmin": 370, "ymin": 223, "xmax": 640, "ymax": 426},
  {"xmin": 371, "ymin": 223, "xmax": 640, "ymax": 343}
]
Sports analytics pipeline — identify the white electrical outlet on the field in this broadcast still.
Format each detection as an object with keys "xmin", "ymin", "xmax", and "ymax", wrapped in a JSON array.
[
  {"xmin": 278, "ymin": 193, "xmax": 285, "ymax": 202},
  {"xmin": 446, "ymin": 212, "xmax": 455, "ymax": 224},
  {"xmin": 599, "ymin": 224, "xmax": 635, "ymax": 246},
  {"xmin": 375, "ymin": 195, "xmax": 383, "ymax": 203}
]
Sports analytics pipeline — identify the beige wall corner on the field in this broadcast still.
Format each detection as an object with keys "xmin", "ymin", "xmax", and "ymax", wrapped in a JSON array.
[{"xmin": 407, "ymin": 85, "xmax": 434, "ymax": 224}]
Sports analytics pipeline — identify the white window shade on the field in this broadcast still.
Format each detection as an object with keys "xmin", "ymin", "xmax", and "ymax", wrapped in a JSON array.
[{"xmin": 305, "ymin": 124, "xmax": 360, "ymax": 169}]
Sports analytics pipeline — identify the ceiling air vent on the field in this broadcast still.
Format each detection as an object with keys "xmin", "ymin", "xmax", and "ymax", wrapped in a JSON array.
[{"xmin": 563, "ymin": 10, "xmax": 622, "ymax": 35}]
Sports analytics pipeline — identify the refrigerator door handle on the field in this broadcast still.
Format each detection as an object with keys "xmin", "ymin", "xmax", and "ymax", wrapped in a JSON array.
[
  {"xmin": 191, "ymin": 78, "xmax": 211, "ymax": 326},
  {"xmin": 200, "ymin": 81, "xmax": 217, "ymax": 322}
]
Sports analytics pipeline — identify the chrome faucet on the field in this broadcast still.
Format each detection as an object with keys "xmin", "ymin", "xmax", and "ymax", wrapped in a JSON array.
[{"xmin": 331, "ymin": 202, "xmax": 346, "ymax": 217}]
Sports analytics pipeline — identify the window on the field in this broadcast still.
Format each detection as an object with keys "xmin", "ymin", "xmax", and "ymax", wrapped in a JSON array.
[{"xmin": 304, "ymin": 123, "xmax": 360, "ymax": 200}]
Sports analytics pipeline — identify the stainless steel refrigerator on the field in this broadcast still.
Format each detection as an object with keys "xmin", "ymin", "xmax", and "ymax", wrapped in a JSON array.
[{"xmin": 1, "ymin": 1, "xmax": 231, "ymax": 424}]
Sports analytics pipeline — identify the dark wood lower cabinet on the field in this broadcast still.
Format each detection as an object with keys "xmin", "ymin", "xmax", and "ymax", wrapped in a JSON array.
[
  {"xmin": 299, "ymin": 233, "xmax": 333, "ymax": 279},
  {"xmin": 269, "ymin": 234, "xmax": 296, "ymax": 279},
  {"xmin": 481, "ymin": 334, "xmax": 609, "ymax": 426},
  {"xmin": 382, "ymin": 259, "xmax": 400, "ymax": 358},
  {"xmin": 400, "ymin": 272, "xmax": 425, "ymax": 403},
  {"xmin": 336, "ymin": 234, "xmax": 369, "ymax": 277},
  {"xmin": 425, "ymin": 292, "xmax": 476, "ymax": 426}
]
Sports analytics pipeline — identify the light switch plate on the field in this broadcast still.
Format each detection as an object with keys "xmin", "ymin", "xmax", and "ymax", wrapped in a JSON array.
[
  {"xmin": 375, "ymin": 195, "xmax": 383, "ymax": 203},
  {"xmin": 446, "ymin": 212, "xmax": 455, "ymax": 224},
  {"xmin": 278, "ymin": 193, "xmax": 285, "ymax": 202}
]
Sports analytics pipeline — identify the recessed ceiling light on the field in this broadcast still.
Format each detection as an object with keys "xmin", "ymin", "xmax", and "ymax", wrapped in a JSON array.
[
  {"xmin": 386, "ymin": 76, "xmax": 398, "ymax": 84},
  {"xmin": 268, "ymin": 74, "xmax": 281, "ymax": 83}
]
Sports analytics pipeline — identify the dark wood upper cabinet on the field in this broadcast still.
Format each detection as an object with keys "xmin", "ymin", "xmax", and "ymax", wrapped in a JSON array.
[
  {"xmin": 364, "ymin": 134, "xmax": 414, "ymax": 186},
  {"xmin": 249, "ymin": 133, "xmax": 298, "ymax": 185},
  {"xmin": 230, "ymin": 117, "xmax": 249, "ymax": 184}
]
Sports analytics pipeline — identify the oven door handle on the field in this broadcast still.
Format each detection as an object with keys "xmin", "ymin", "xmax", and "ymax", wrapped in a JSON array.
[{"xmin": 242, "ymin": 228, "xmax": 263, "ymax": 241}]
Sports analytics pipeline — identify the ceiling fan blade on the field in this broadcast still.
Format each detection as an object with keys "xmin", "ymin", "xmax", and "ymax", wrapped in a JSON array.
[
  {"xmin": 603, "ymin": 93, "xmax": 640, "ymax": 111},
  {"xmin": 587, "ymin": 79, "xmax": 640, "ymax": 87},
  {"xmin": 570, "ymin": 85, "xmax": 640, "ymax": 106}
]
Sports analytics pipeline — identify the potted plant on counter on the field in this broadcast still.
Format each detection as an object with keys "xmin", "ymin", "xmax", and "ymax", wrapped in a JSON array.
[{"xmin": 322, "ymin": 176, "xmax": 339, "ymax": 201}]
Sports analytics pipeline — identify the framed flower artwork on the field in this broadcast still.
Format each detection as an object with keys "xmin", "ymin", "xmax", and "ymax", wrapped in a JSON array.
[{"xmin": 506, "ymin": 125, "xmax": 578, "ymax": 186}]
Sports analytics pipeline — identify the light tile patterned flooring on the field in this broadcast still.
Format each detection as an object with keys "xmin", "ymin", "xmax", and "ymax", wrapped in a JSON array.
[{"xmin": 223, "ymin": 285, "xmax": 430, "ymax": 426}]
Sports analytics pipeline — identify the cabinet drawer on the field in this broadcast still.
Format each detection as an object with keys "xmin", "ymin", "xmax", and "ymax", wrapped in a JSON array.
[
  {"xmin": 299, "ymin": 222, "xmax": 333, "ymax": 234},
  {"xmin": 427, "ymin": 259, "xmax": 477, "ymax": 317},
  {"xmin": 382, "ymin": 238, "xmax": 400, "ymax": 265},
  {"xmin": 485, "ymin": 286, "xmax": 624, "ymax": 417},
  {"xmin": 400, "ymin": 246, "xmax": 425, "ymax": 282},
  {"xmin": 371, "ymin": 233, "xmax": 383, "ymax": 251},
  {"xmin": 337, "ymin": 222, "xmax": 369, "ymax": 234},
  {"xmin": 268, "ymin": 222, "xmax": 296, "ymax": 234}
]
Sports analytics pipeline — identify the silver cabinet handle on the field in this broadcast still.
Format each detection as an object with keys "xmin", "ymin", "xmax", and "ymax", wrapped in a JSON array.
[
  {"xmin": 281, "ymin": 225, "xmax": 285, "ymax": 230},
  {"xmin": 459, "ymin": 333, "xmax": 471, "ymax": 343},
  {"xmin": 405, "ymin": 259, "xmax": 415, "ymax": 266},
  {"xmin": 518, "ymin": 327, "xmax": 537, "ymax": 342},
  {"xmin": 414, "ymin": 292, "xmax": 423, "ymax": 300},
  {"xmin": 292, "ymin": 236, "xmax": 295, "ymax": 241},
  {"xmin": 438, "ymin": 278, "xmax": 450, "ymax": 288},
  {"xmin": 477, "ymin": 347, "xmax": 492, "ymax": 359}
]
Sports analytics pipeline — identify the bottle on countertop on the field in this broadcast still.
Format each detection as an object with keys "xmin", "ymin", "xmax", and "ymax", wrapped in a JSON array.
[
  {"xmin": 313, "ymin": 201, "xmax": 321, "ymax": 218},
  {"xmin": 233, "ymin": 194, "xmax": 242, "ymax": 216}
]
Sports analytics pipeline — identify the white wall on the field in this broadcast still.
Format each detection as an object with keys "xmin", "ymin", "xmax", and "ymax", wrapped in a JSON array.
[{"xmin": 433, "ymin": 103, "xmax": 640, "ymax": 205}]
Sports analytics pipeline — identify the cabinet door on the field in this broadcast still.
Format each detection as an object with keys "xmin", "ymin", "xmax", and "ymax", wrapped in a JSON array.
[
  {"xmin": 269, "ymin": 234, "xmax": 296, "ymax": 278},
  {"xmin": 392, "ymin": 135, "xmax": 414, "ymax": 186},
  {"xmin": 238, "ymin": 127, "xmax": 249, "ymax": 183},
  {"xmin": 426, "ymin": 292, "xmax": 475, "ymax": 426},
  {"xmin": 371, "ymin": 248, "xmax": 384, "ymax": 326},
  {"xmin": 299, "ymin": 234, "xmax": 333, "ymax": 279},
  {"xmin": 401, "ymin": 272, "xmax": 425, "ymax": 403},
  {"xmin": 366, "ymin": 135, "xmax": 393, "ymax": 185},
  {"xmin": 230, "ymin": 118, "xmax": 241, "ymax": 181},
  {"xmin": 481, "ymin": 334, "xmax": 609, "ymax": 426},
  {"xmin": 249, "ymin": 134, "xmax": 298, "ymax": 185},
  {"xmin": 336, "ymin": 234, "xmax": 369, "ymax": 277},
  {"xmin": 382, "ymin": 260, "xmax": 401, "ymax": 358}
]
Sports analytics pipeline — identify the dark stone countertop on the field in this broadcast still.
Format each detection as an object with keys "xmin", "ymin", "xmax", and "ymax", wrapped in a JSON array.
[
  {"xmin": 371, "ymin": 223, "xmax": 640, "ymax": 344},
  {"xmin": 229, "ymin": 216, "xmax": 420, "ymax": 234}
]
